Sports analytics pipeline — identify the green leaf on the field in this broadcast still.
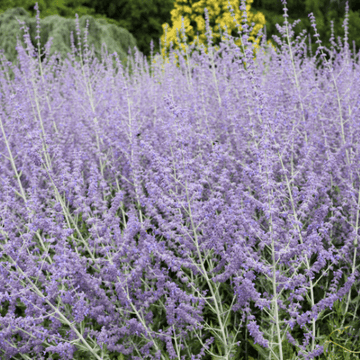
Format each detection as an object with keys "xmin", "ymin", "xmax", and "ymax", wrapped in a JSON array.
[{"xmin": 247, "ymin": 338, "xmax": 270, "ymax": 359}]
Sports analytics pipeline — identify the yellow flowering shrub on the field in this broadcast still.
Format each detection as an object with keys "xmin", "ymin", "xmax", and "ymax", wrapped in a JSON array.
[{"xmin": 153, "ymin": 0, "xmax": 278, "ymax": 75}]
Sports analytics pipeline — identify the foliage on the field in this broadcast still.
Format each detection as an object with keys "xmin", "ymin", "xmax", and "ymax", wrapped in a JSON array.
[
  {"xmin": 0, "ymin": 6, "xmax": 140, "ymax": 81},
  {"xmin": 153, "ymin": 0, "xmax": 278, "ymax": 70},
  {"xmin": 0, "ymin": 0, "xmax": 116, "ymax": 23},
  {"xmin": 86, "ymin": 0, "xmax": 177, "ymax": 64},
  {"xmin": 251, "ymin": 0, "xmax": 360, "ymax": 69},
  {"xmin": 320, "ymin": 299, "xmax": 360, "ymax": 359},
  {"xmin": 1, "ymin": 0, "xmax": 360, "ymax": 77},
  {"xmin": 0, "ymin": 0, "xmax": 178, "ymax": 80}
]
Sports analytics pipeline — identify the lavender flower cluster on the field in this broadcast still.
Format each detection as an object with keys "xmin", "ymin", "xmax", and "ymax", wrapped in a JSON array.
[{"xmin": 0, "ymin": 1, "xmax": 359, "ymax": 359}]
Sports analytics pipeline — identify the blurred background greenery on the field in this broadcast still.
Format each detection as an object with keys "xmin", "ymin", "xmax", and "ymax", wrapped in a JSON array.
[{"xmin": 0, "ymin": 0, "xmax": 359, "ymax": 79}]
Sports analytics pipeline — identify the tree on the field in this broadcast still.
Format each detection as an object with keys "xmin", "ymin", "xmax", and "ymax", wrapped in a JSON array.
[
  {"xmin": 0, "ymin": 7, "xmax": 140, "ymax": 81},
  {"xmin": 0, "ymin": 0, "xmax": 179, "ymax": 78},
  {"xmin": 250, "ymin": 0, "xmax": 360, "ymax": 71},
  {"xmin": 86, "ymin": 0, "xmax": 177, "ymax": 64}
]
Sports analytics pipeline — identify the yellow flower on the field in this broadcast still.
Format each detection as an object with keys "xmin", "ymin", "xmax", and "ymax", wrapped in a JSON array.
[{"xmin": 152, "ymin": 0, "xmax": 277, "ymax": 73}]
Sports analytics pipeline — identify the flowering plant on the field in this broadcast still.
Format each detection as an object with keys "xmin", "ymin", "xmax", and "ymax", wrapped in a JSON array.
[{"xmin": 0, "ymin": 1, "xmax": 359, "ymax": 359}]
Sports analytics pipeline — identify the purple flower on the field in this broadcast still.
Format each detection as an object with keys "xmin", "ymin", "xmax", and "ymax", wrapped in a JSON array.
[{"xmin": 0, "ymin": 2, "xmax": 358, "ymax": 359}]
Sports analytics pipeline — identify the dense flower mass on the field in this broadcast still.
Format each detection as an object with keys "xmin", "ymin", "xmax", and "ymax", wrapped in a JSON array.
[{"xmin": 0, "ymin": 1, "xmax": 359, "ymax": 359}]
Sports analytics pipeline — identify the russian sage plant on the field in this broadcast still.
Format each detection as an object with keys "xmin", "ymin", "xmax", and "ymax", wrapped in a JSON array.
[{"xmin": 0, "ymin": 1, "xmax": 359, "ymax": 360}]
